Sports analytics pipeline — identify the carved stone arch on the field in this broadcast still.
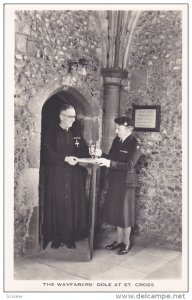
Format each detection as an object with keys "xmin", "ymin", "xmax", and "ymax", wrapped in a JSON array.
[{"xmin": 62, "ymin": 86, "xmax": 100, "ymax": 118}]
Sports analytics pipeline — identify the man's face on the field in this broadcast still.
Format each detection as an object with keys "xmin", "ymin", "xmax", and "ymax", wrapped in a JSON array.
[
  {"xmin": 115, "ymin": 124, "xmax": 131, "ymax": 140},
  {"xmin": 60, "ymin": 107, "xmax": 76, "ymax": 128}
]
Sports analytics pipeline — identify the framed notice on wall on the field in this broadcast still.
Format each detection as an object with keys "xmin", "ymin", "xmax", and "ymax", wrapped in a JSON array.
[{"xmin": 132, "ymin": 105, "xmax": 161, "ymax": 132}]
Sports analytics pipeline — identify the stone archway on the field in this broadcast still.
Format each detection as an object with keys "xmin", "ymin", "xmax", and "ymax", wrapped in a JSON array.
[{"xmin": 24, "ymin": 82, "xmax": 100, "ymax": 253}]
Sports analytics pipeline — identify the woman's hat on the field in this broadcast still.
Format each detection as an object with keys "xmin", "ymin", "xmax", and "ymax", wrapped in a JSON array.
[{"xmin": 114, "ymin": 116, "xmax": 134, "ymax": 127}]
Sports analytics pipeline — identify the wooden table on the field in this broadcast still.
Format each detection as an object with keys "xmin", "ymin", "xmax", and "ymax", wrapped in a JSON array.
[{"xmin": 78, "ymin": 158, "xmax": 99, "ymax": 259}]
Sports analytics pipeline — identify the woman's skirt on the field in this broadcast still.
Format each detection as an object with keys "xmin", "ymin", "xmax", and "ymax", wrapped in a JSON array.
[{"xmin": 102, "ymin": 182, "xmax": 135, "ymax": 228}]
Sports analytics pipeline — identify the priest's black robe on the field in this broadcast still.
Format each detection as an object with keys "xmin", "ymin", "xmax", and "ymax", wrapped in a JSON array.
[{"xmin": 41, "ymin": 125, "xmax": 89, "ymax": 243}]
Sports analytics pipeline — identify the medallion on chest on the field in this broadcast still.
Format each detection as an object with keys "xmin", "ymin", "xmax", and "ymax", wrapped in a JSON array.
[{"xmin": 73, "ymin": 137, "xmax": 81, "ymax": 148}]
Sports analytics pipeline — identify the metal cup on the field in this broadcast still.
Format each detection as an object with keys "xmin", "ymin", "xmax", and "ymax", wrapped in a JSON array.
[{"xmin": 89, "ymin": 143, "xmax": 96, "ymax": 158}]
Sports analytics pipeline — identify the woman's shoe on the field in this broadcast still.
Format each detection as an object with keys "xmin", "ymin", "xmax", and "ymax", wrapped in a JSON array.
[
  {"xmin": 118, "ymin": 243, "xmax": 132, "ymax": 255},
  {"xmin": 105, "ymin": 241, "xmax": 123, "ymax": 250}
]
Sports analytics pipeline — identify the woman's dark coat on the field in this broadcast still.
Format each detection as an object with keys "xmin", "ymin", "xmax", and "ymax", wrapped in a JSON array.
[{"xmin": 102, "ymin": 134, "xmax": 141, "ymax": 228}]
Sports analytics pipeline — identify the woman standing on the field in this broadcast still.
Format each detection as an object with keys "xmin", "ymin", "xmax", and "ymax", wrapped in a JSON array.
[{"xmin": 96, "ymin": 117, "xmax": 141, "ymax": 255}]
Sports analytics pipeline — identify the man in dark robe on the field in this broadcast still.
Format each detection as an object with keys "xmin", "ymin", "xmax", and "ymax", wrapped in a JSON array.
[{"xmin": 42, "ymin": 104, "xmax": 89, "ymax": 250}]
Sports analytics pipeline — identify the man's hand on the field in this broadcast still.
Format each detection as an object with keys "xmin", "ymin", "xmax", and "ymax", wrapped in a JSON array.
[
  {"xmin": 65, "ymin": 156, "xmax": 78, "ymax": 165},
  {"xmin": 97, "ymin": 158, "xmax": 110, "ymax": 167}
]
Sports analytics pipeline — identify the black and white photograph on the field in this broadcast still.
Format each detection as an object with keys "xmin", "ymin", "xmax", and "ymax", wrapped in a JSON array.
[{"xmin": 3, "ymin": 2, "xmax": 190, "ymax": 297}]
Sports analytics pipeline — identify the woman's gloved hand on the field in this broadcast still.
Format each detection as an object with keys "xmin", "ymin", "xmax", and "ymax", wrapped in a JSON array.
[{"xmin": 97, "ymin": 158, "xmax": 110, "ymax": 167}]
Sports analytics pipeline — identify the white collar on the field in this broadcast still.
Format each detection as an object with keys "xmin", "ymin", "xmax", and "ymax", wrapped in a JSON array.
[
  {"xmin": 59, "ymin": 124, "xmax": 69, "ymax": 131},
  {"xmin": 120, "ymin": 133, "xmax": 131, "ymax": 143}
]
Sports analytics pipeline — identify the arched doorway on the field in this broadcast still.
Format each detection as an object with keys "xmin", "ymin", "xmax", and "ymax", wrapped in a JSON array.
[
  {"xmin": 38, "ymin": 88, "xmax": 100, "ymax": 260},
  {"xmin": 22, "ymin": 82, "xmax": 101, "ymax": 257}
]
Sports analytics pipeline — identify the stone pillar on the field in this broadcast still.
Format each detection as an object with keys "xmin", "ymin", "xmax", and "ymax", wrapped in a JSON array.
[{"xmin": 101, "ymin": 68, "xmax": 128, "ymax": 153}]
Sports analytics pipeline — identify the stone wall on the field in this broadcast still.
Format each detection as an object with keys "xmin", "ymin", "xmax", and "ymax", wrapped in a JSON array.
[
  {"xmin": 120, "ymin": 11, "xmax": 182, "ymax": 246},
  {"xmin": 14, "ymin": 10, "xmax": 102, "ymax": 256}
]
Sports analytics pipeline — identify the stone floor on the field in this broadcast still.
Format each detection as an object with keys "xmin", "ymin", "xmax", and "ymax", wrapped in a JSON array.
[{"xmin": 14, "ymin": 231, "xmax": 182, "ymax": 282}]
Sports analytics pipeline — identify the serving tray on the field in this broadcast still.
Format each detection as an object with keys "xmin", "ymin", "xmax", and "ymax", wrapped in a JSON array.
[{"xmin": 77, "ymin": 158, "xmax": 99, "ymax": 164}]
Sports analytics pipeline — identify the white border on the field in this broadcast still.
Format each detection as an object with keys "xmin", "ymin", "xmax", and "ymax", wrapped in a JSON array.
[{"xmin": 2, "ymin": 2, "xmax": 190, "ymax": 298}]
